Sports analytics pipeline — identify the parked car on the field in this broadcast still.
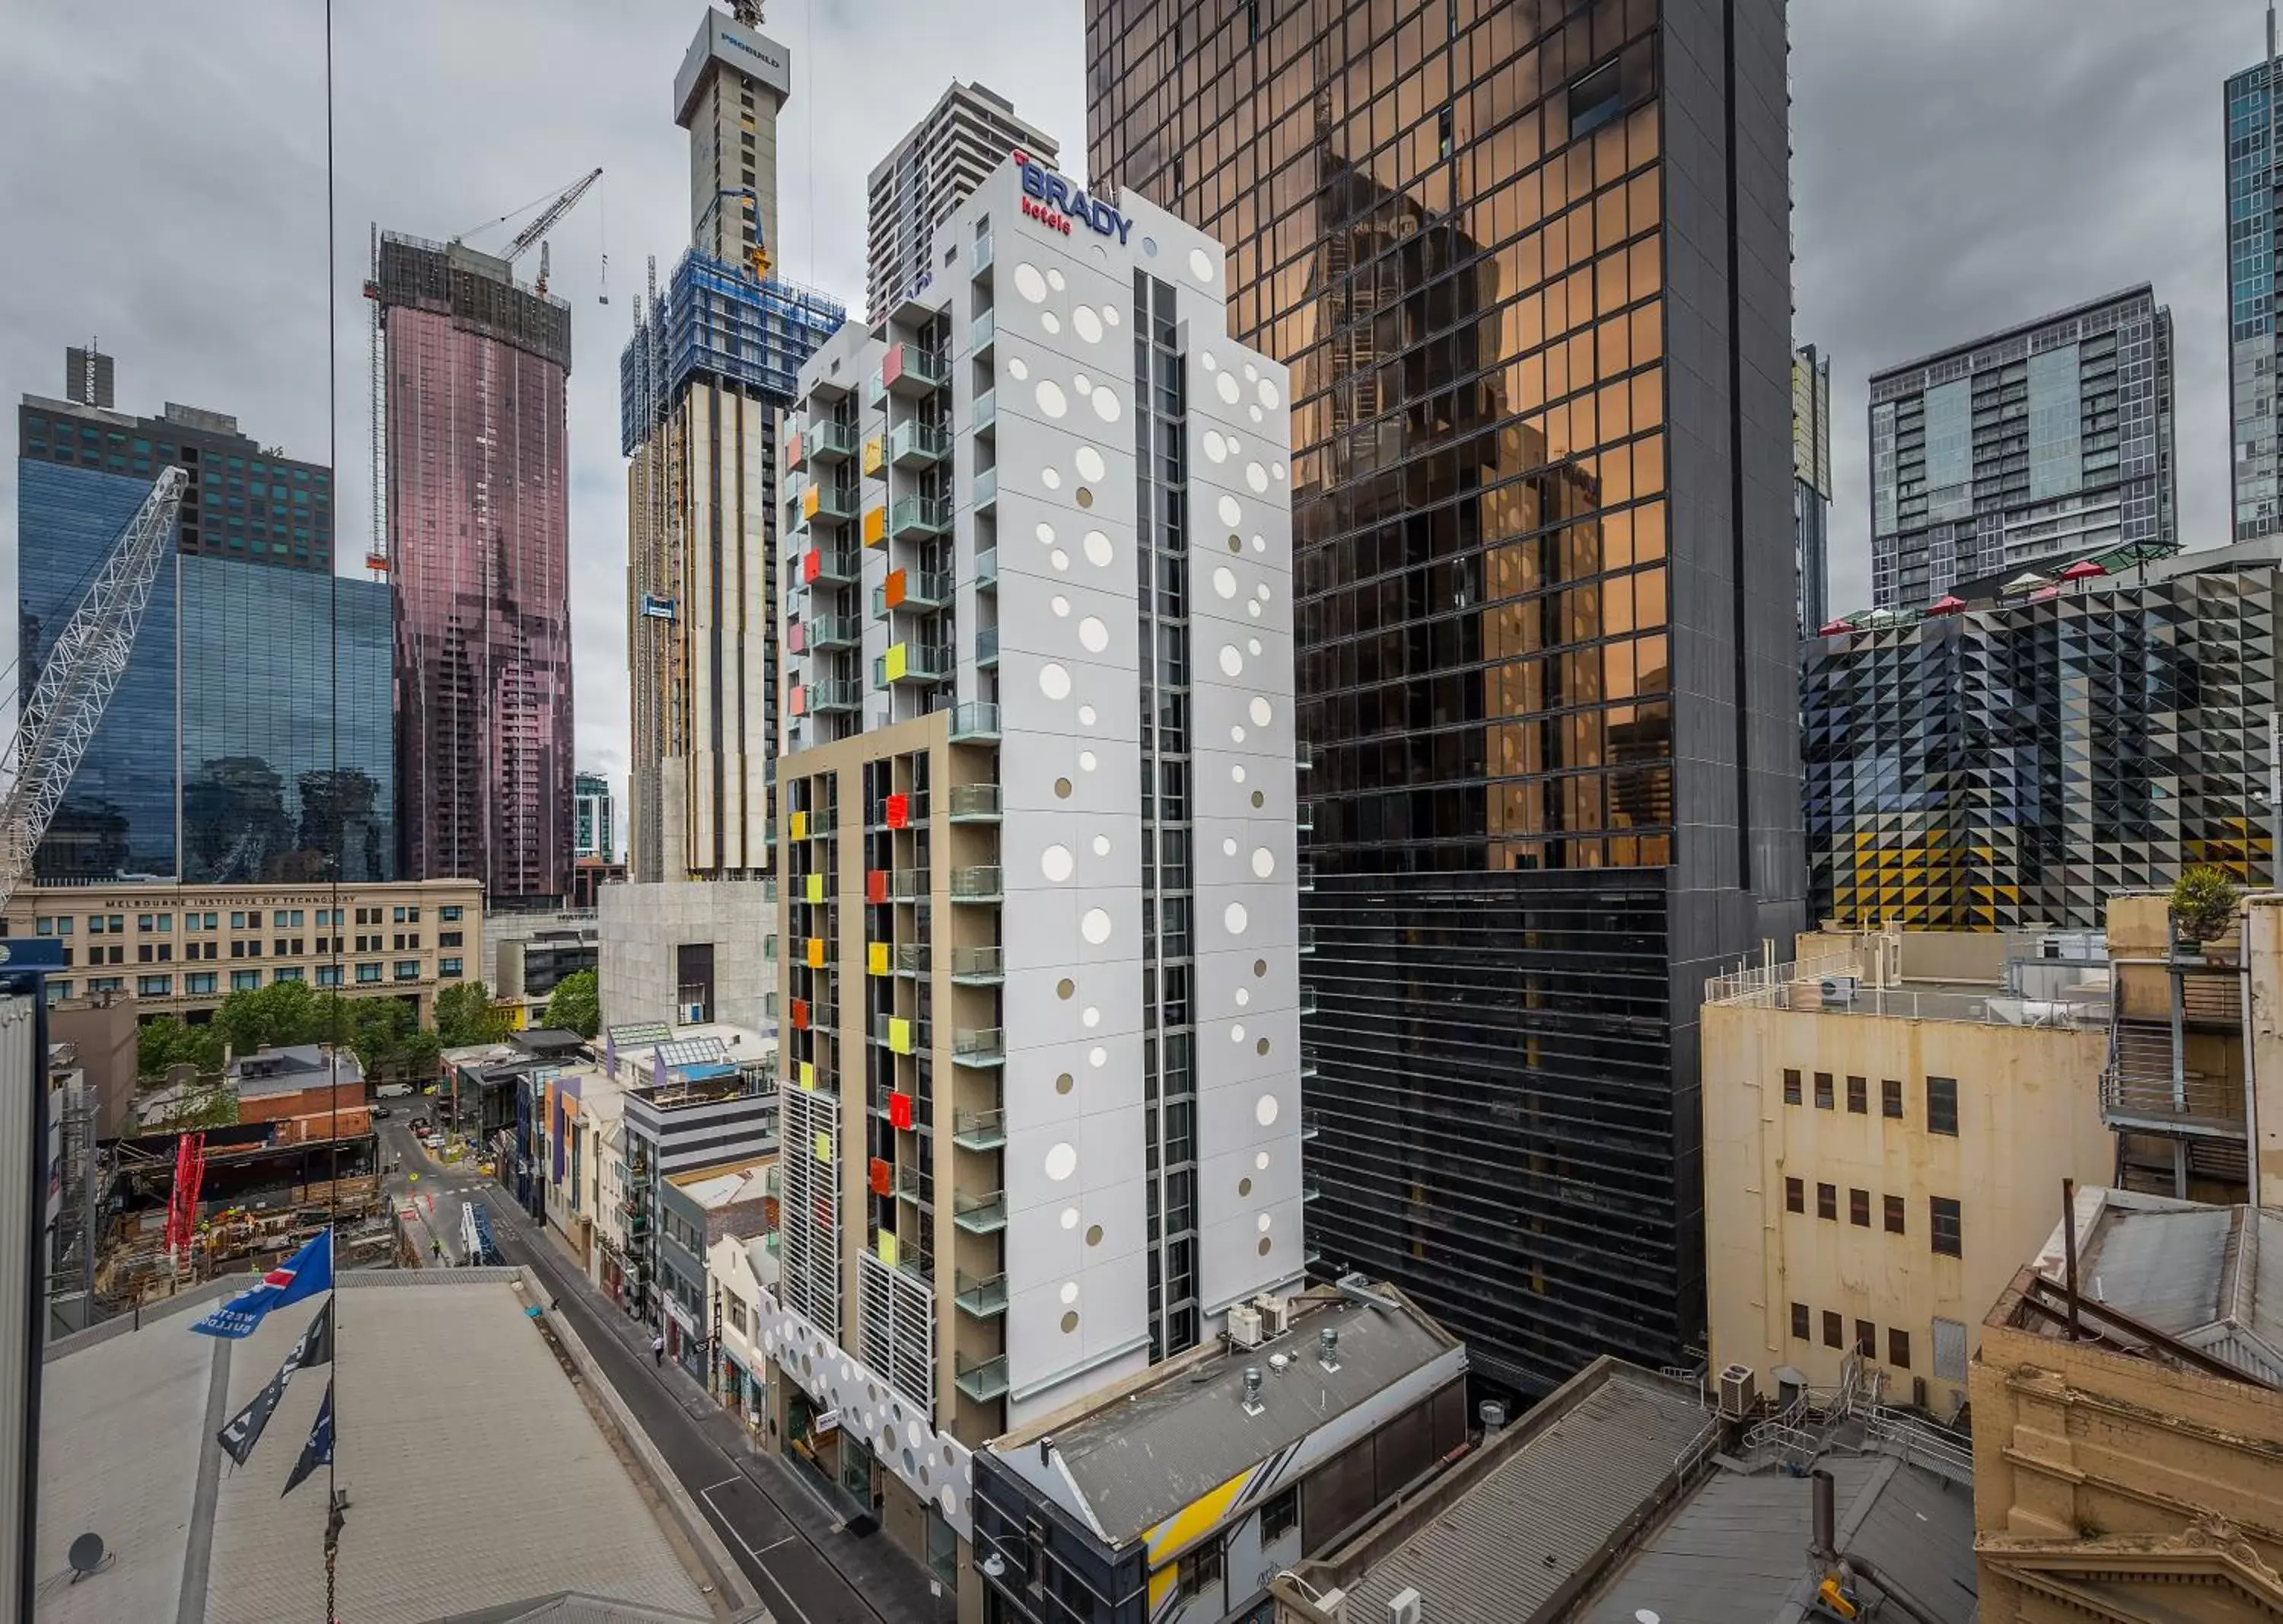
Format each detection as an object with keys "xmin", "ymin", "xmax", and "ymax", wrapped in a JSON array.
[{"xmin": 371, "ymin": 1106, "xmax": 393, "ymax": 1120}]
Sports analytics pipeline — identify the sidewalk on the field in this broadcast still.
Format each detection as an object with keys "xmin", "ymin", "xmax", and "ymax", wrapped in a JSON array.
[{"xmin": 519, "ymin": 1212, "xmax": 955, "ymax": 1624}]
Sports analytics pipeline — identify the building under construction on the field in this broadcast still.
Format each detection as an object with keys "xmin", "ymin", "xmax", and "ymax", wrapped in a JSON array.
[
  {"xmin": 624, "ymin": 5, "xmax": 844, "ymax": 883},
  {"xmin": 373, "ymin": 230, "xmax": 576, "ymax": 901}
]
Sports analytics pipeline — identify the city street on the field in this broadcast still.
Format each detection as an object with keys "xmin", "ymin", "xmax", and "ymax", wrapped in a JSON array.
[{"xmin": 380, "ymin": 1119, "xmax": 946, "ymax": 1624}]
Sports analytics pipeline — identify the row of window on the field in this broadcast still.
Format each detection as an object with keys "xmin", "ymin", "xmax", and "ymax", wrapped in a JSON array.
[
  {"xmin": 1790, "ymin": 1304, "xmax": 1918, "ymax": 1373},
  {"xmin": 43, "ymin": 958, "xmax": 463, "ymax": 1001},
  {"xmin": 1783, "ymin": 1068, "xmax": 1959, "ymax": 1135},
  {"xmin": 1785, "ymin": 1180, "xmax": 1964, "ymax": 1257},
  {"xmin": 33, "ymin": 904, "xmax": 457, "ymax": 935}
]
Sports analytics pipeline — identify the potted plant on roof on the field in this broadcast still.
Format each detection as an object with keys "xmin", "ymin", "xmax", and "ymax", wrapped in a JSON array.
[{"xmin": 2169, "ymin": 865, "xmax": 2240, "ymax": 960}]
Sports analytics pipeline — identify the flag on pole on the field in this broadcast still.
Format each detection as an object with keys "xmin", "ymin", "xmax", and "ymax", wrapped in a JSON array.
[
  {"xmin": 282, "ymin": 1380, "xmax": 335, "ymax": 1498},
  {"xmin": 192, "ymin": 1228, "xmax": 334, "ymax": 1339},
  {"xmin": 217, "ymin": 1299, "xmax": 334, "ymax": 1466}
]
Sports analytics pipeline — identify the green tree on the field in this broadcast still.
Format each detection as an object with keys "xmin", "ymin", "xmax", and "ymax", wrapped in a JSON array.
[
  {"xmin": 137, "ymin": 1015, "xmax": 224, "ymax": 1079},
  {"xmin": 543, "ymin": 968, "xmax": 600, "ymax": 1038},
  {"xmin": 435, "ymin": 980, "xmax": 509, "ymax": 1048},
  {"xmin": 211, "ymin": 978, "xmax": 323, "ymax": 1059}
]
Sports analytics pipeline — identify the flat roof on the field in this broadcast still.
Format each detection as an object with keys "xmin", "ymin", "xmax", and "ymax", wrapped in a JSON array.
[
  {"xmin": 998, "ymin": 1284, "xmax": 1460, "ymax": 1546},
  {"xmin": 1869, "ymin": 284, "xmax": 2157, "ymax": 386},
  {"xmin": 39, "ymin": 1271, "xmax": 721, "ymax": 1622},
  {"xmin": 664, "ymin": 1157, "xmax": 775, "ymax": 1208}
]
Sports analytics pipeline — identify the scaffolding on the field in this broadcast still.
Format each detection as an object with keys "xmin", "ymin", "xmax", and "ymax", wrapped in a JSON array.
[{"xmin": 617, "ymin": 250, "xmax": 844, "ymax": 453}]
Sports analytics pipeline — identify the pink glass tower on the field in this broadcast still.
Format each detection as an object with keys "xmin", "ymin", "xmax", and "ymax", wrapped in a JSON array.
[{"xmin": 374, "ymin": 232, "xmax": 574, "ymax": 900}]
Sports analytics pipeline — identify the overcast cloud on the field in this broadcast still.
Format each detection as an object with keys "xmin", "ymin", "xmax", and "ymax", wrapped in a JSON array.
[{"xmin": 0, "ymin": 0, "xmax": 2260, "ymax": 821}]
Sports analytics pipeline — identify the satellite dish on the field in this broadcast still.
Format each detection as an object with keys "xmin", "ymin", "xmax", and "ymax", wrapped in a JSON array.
[{"xmin": 66, "ymin": 1532, "xmax": 110, "ymax": 1583}]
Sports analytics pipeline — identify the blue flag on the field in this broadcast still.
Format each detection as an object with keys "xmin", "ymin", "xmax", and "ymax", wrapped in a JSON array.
[
  {"xmin": 282, "ymin": 1379, "xmax": 333, "ymax": 1497},
  {"xmin": 191, "ymin": 1228, "xmax": 334, "ymax": 1339}
]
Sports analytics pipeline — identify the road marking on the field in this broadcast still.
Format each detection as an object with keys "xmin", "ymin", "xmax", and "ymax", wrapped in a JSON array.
[
  {"xmin": 697, "ymin": 1487, "xmax": 816, "ymax": 1624},
  {"xmin": 697, "ymin": 1476, "xmax": 742, "ymax": 1494}
]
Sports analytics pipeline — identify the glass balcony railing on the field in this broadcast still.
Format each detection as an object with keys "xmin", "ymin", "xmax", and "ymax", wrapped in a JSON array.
[
  {"xmin": 1296, "ymin": 804, "xmax": 1316, "ymax": 833},
  {"xmin": 890, "ymin": 496, "xmax": 952, "ymax": 540},
  {"xmin": 1297, "ymin": 861, "xmax": 1317, "ymax": 892},
  {"xmin": 806, "ymin": 545, "xmax": 860, "ymax": 584},
  {"xmin": 805, "ymin": 679, "xmax": 861, "ymax": 712},
  {"xmin": 877, "ymin": 645, "xmax": 954, "ymax": 686},
  {"xmin": 973, "ymin": 234, "xmax": 994, "ymax": 275},
  {"xmin": 954, "ymin": 1351, "xmax": 1011, "ymax": 1400},
  {"xmin": 900, "ymin": 568, "xmax": 954, "ymax": 610},
  {"xmin": 970, "ymin": 308, "xmax": 995, "ymax": 355},
  {"xmin": 950, "ymin": 944, "xmax": 1005, "ymax": 982},
  {"xmin": 887, "ymin": 868, "xmax": 925, "ymax": 902},
  {"xmin": 953, "ymin": 1190, "xmax": 1008, "ymax": 1234},
  {"xmin": 948, "ymin": 784, "xmax": 1002, "ymax": 821},
  {"xmin": 953, "ymin": 1027, "xmax": 1005, "ymax": 1065},
  {"xmin": 976, "ymin": 547, "xmax": 998, "ymax": 587},
  {"xmin": 809, "ymin": 486, "xmax": 858, "ymax": 523},
  {"xmin": 890, "ymin": 422, "xmax": 950, "ymax": 469},
  {"xmin": 1298, "ymin": 925, "xmax": 1317, "ymax": 954},
  {"xmin": 808, "ymin": 421, "xmax": 857, "ymax": 461},
  {"xmin": 1301, "ymin": 1110, "xmax": 1322, "ymax": 1141},
  {"xmin": 804, "ymin": 612, "xmax": 861, "ymax": 648},
  {"xmin": 952, "ymin": 1107, "xmax": 1006, "ymax": 1150},
  {"xmin": 954, "ymin": 1272, "xmax": 1009, "ymax": 1318},
  {"xmin": 950, "ymin": 866, "xmax": 1003, "ymax": 902},
  {"xmin": 1298, "ymin": 986, "xmax": 1319, "ymax": 1015},
  {"xmin": 1300, "ymin": 1046, "xmax": 1320, "ymax": 1079},
  {"xmin": 976, "ymin": 626, "xmax": 1000, "ymax": 667},
  {"xmin": 950, "ymin": 702, "xmax": 1001, "ymax": 741},
  {"xmin": 894, "ymin": 942, "xmax": 929, "ymax": 974},
  {"xmin": 1295, "ymin": 740, "xmax": 1315, "ymax": 770},
  {"xmin": 974, "ymin": 466, "xmax": 997, "ymax": 509},
  {"xmin": 886, "ymin": 342, "xmax": 950, "ymax": 394},
  {"xmin": 973, "ymin": 390, "xmax": 996, "ymax": 435}
]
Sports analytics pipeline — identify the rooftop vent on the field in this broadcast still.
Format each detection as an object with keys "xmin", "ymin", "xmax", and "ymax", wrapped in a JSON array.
[
  {"xmin": 1319, "ymin": 1326, "xmax": 1342, "ymax": 1372},
  {"xmin": 1241, "ymin": 1366, "xmax": 1265, "ymax": 1416}
]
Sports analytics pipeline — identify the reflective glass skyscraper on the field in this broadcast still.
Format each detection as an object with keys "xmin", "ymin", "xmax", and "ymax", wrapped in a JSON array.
[
  {"xmin": 1087, "ymin": 0, "xmax": 1804, "ymax": 1394},
  {"xmin": 2230, "ymin": 38, "xmax": 2281, "ymax": 540},
  {"xmin": 377, "ymin": 232, "xmax": 575, "ymax": 900}
]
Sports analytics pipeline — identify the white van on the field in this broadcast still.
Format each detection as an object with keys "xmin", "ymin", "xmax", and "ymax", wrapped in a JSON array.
[{"xmin": 376, "ymin": 1083, "xmax": 416, "ymax": 1099}]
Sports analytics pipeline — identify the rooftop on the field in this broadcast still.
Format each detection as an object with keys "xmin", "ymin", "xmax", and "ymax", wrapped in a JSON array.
[
  {"xmin": 228, "ymin": 1044, "xmax": 365, "ymax": 1095},
  {"xmin": 2007, "ymin": 1186, "xmax": 2283, "ymax": 1388},
  {"xmin": 993, "ymin": 1282, "xmax": 1462, "ymax": 1547},
  {"xmin": 664, "ymin": 1156, "xmax": 775, "ymax": 1208},
  {"xmin": 39, "ymin": 1270, "xmax": 725, "ymax": 1622},
  {"xmin": 1702, "ymin": 941, "xmax": 2110, "ymax": 1032}
]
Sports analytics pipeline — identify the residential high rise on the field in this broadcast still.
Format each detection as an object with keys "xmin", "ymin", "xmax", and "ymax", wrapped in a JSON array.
[
  {"xmin": 626, "ymin": 6, "xmax": 843, "ymax": 884},
  {"xmin": 573, "ymin": 771, "xmax": 616, "ymax": 861},
  {"xmin": 864, "ymin": 81, "xmax": 1059, "ymax": 321},
  {"xmin": 759, "ymin": 153, "xmax": 1302, "ymax": 1584},
  {"xmin": 18, "ymin": 367, "xmax": 387, "ymax": 884},
  {"xmin": 1794, "ymin": 343, "xmax": 1833, "ymax": 632},
  {"xmin": 1868, "ymin": 287, "xmax": 2178, "ymax": 611},
  {"xmin": 1806, "ymin": 544, "xmax": 2278, "ymax": 931},
  {"xmin": 374, "ymin": 230, "xmax": 575, "ymax": 900},
  {"xmin": 1087, "ymin": 2, "xmax": 1806, "ymax": 1396},
  {"xmin": 2228, "ymin": 27, "xmax": 2281, "ymax": 541}
]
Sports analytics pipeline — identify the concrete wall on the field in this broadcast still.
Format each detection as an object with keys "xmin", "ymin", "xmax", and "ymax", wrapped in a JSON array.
[
  {"xmin": 598, "ymin": 877, "xmax": 776, "ymax": 1034},
  {"xmin": 1973, "ymin": 1279, "xmax": 2283, "ymax": 1619},
  {"xmin": 46, "ymin": 998, "xmax": 135, "ymax": 1140},
  {"xmin": 1702, "ymin": 999, "xmax": 2113, "ymax": 1415}
]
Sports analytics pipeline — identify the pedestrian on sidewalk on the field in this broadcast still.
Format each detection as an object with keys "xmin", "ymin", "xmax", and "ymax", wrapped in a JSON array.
[{"xmin": 652, "ymin": 1332, "xmax": 666, "ymax": 1368}]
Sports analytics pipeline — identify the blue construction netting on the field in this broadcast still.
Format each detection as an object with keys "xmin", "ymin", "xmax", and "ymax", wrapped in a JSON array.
[{"xmin": 619, "ymin": 250, "xmax": 847, "ymax": 454}]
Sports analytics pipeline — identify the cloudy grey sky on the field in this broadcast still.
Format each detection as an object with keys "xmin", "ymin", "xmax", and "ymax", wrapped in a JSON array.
[{"xmin": 0, "ymin": 0, "xmax": 2259, "ymax": 814}]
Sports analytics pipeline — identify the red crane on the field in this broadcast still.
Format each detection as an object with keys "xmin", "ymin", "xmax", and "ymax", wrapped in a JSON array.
[{"xmin": 167, "ymin": 1131, "xmax": 206, "ymax": 1275}]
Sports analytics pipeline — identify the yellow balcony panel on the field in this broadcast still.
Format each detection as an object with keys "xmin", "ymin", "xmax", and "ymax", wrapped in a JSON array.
[
  {"xmin": 877, "ymin": 1230, "xmax": 899, "ymax": 1267},
  {"xmin": 814, "ymin": 1130, "xmax": 832, "ymax": 1163},
  {"xmin": 885, "ymin": 642, "xmax": 909, "ymax": 682},
  {"xmin": 889, "ymin": 1016, "xmax": 912, "ymax": 1055},
  {"xmin": 806, "ymin": 937, "xmax": 826, "ymax": 968},
  {"xmin": 868, "ymin": 941, "xmax": 890, "ymax": 976},
  {"xmin": 862, "ymin": 435, "xmax": 886, "ymax": 477},
  {"xmin": 806, "ymin": 872, "xmax": 826, "ymax": 904},
  {"xmin": 799, "ymin": 1059, "xmax": 816, "ymax": 1091},
  {"xmin": 791, "ymin": 810, "xmax": 809, "ymax": 840},
  {"xmin": 863, "ymin": 504, "xmax": 888, "ymax": 547},
  {"xmin": 801, "ymin": 485, "xmax": 820, "ymax": 521}
]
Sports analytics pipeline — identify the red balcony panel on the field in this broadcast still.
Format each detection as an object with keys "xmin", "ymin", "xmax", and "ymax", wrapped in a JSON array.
[
  {"xmin": 886, "ymin": 792, "xmax": 909, "ymax": 830},
  {"xmin": 866, "ymin": 869, "xmax": 888, "ymax": 904},
  {"xmin": 889, "ymin": 1091, "xmax": 913, "ymax": 1131},
  {"xmin": 868, "ymin": 1157, "xmax": 893, "ymax": 1197},
  {"xmin": 790, "ymin": 998, "xmax": 810, "ymax": 1030}
]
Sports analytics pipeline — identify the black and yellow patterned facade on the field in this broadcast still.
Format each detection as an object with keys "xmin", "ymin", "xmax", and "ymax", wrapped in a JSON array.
[{"xmin": 1806, "ymin": 567, "xmax": 2275, "ymax": 930}]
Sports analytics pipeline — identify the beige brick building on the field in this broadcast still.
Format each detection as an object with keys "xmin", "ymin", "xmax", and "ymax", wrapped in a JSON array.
[{"xmin": 2, "ymin": 877, "xmax": 482, "ymax": 1023}]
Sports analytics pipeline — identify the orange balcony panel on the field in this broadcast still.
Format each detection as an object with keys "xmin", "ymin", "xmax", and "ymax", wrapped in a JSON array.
[
  {"xmin": 866, "ymin": 869, "xmax": 888, "ymax": 904},
  {"xmin": 869, "ymin": 1157, "xmax": 893, "ymax": 1197},
  {"xmin": 884, "ymin": 567, "xmax": 907, "ymax": 608},
  {"xmin": 863, "ymin": 505, "xmax": 888, "ymax": 547}
]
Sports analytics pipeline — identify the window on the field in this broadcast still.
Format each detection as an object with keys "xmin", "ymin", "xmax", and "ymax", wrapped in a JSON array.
[
  {"xmin": 1791, "ymin": 1301, "xmax": 1810, "ymax": 1340},
  {"xmin": 89, "ymin": 978, "xmax": 123, "ymax": 995},
  {"xmin": 137, "ymin": 976, "xmax": 170, "ymax": 997},
  {"xmin": 43, "ymin": 981, "xmax": 69, "ymax": 1004},
  {"xmin": 1882, "ymin": 1078, "xmax": 1903, "ymax": 1119},
  {"xmin": 1884, "ymin": 1195, "xmax": 1906, "ymax": 1235},
  {"xmin": 274, "ymin": 967, "xmax": 303, "ymax": 983},
  {"xmin": 1785, "ymin": 1177, "xmax": 1804, "ymax": 1214},
  {"xmin": 1261, "ymin": 1485, "xmax": 1299, "ymax": 1545},
  {"xmin": 1931, "ymin": 1317, "xmax": 1968, "ymax": 1383},
  {"xmin": 440, "ymin": 957, "xmax": 463, "ymax": 978},
  {"xmin": 1926, "ymin": 1076, "xmax": 1958, "ymax": 1136},
  {"xmin": 1930, "ymin": 1196, "xmax": 1963, "ymax": 1257},
  {"xmin": 1888, "ymin": 1328, "xmax": 1912, "ymax": 1370},
  {"xmin": 442, "ymin": 906, "xmax": 463, "ymax": 922},
  {"xmin": 357, "ymin": 963, "xmax": 383, "ymax": 985},
  {"xmin": 1849, "ymin": 1189, "xmax": 1870, "ymax": 1228},
  {"xmin": 441, "ymin": 931, "xmax": 463, "ymax": 948},
  {"xmin": 231, "ymin": 970, "xmax": 260, "ymax": 992},
  {"xmin": 395, "ymin": 961, "xmax": 421, "ymax": 982},
  {"xmin": 1817, "ymin": 1183, "xmax": 1836, "ymax": 1221},
  {"xmin": 1782, "ymin": 1068, "xmax": 1801, "ymax": 1106},
  {"xmin": 187, "ymin": 973, "xmax": 216, "ymax": 995},
  {"xmin": 317, "ymin": 966, "xmax": 342, "ymax": 988},
  {"xmin": 1822, "ymin": 1310, "xmax": 1843, "ymax": 1349},
  {"xmin": 1177, "ymin": 1536, "xmax": 1224, "ymax": 1602},
  {"xmin": 1847, "ymin": 1075, "xmax": 1867, "ymax": 1114},
  {"xmin": 393, "ymin": 906, "xmax": 407, "ymax": 924},
  {"xmin": 1813, "ymin": 1072, "xmax": 1833, "ymax": 1110}
]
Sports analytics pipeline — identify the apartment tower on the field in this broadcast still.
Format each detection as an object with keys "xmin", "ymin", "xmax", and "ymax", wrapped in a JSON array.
[
  {"xmin": 2229, "ymin": 24, "xmax": 2283, "ymax": 541},
  {"xmin": 625, "ymin": 5, "xmax": 842, "ymax": 882},
  {"xmin": 1087, "ymin": 0, "xmax": 1806, "ymax": 1396},
  {"xmin": 864, "ymin": 82, "xmax": 1060, "ymax": 321},
  {"xmin": 375, "ymin": 231, "xmax": 574, "ymax": 900},
  {"xmin": 763, "ymin": 154, "xmax": 1303, "ymax": 1581},
  {"xmin": 1794, "ymin": 342, "xmax": 1833, "ymax": 632}
]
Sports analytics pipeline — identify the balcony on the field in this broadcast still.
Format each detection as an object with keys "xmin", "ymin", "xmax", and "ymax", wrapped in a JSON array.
[
  {"xmin": 948, "ymin": 784, "xmax": 1002, "ymax": 823},
  {"xmin": 1300, "ymin": 1046, "xmax": 1320, "ymax": 1079},
  {"xmin": 954, "ymin": 1351, "xmax": 1011, "ymax": 1401},
  {"xmin": 884, "ymin": 342, "xmax": 950, "ymax": 396},
  {"xmin": 954, "ymin": 1027, "xmax": 1005, "ymax": 1067},
  {"xmin": 1298, "ymin": 986, "xmax": 1319, "ymax": 1016},
  {"xmin": 887, "ymin": 868, "xmax": 925, "ymax": 903},
  {"xmin": 803, "ymin": 544, "xmax": 861, "ymax": 586},
  {"xmin": 1301, "ymin": 1110, "xmax": 1321, "ymax": 1142},
  {"xmin": 953, "ymin": 1189, "xmax": 1008, "ymax": 1234},
  {"xmin": 877, "ymin": 644, "xmax": 954, "ymax": 686},
  {"xmin": 1304, "ymin": 1179, "xmax": 1323, "ymax": 1204},
  {"xmin": 895, "ymin": 1161, "xmax": 925, "ymax": 1204},
  {"xmin": 894, "ymin": 942, "xmax": 928, "ymax": 976},
  {"xmin": 973, "ymin": 233, "xmax": 994, "ymax": 277},
  {"xmin": 973, "ymin": 390, "xmax": 996, "ymax": 435},
  {"xmin": 804, "ymin": 612, "xmax": 861, "ymax": 650},
  {"xmin": 1296, "ymin": 804, "xmax": 1316, "ymax": 833},
  {"xmin": 1298, "ymin": 925, "xmax": 1317, "ymax": 954},
  {"xmin": 950, "ymin": 944, "xmax": 1005, "ymax": 984},
  {"xmin": 970, "ymin": 309, "xmax": 995, "ymax": 358},
  {"xmin": 974, "ymin": 467, "xmax": 997, "ymax": 511},
  {"xmin": 953, "ymin": 1107, "xmax": 1006, "ymax": 1150},
  {"xmin": 890, "ymin": 496, "xmax": 952, "ymax": 542},
  {"xmin": 1298, "ymin": 861, "xmax": 1317, "ymax": 893},
  {"xmin": 950, "ymin": 702, "xmax": 1001, "ymax": 742},
  {"xmin": 885, "ymin": 567, "xmax": 954, "ymax": 612},
  {"xmin": 950, "ymin": 866, "xmax": 1003, "ymax": 903},
  {"xmin": 808, "ymin": 421, "xmax": 856, "ymax": 463},
  {"xmin": 976, "ymin": 627, "xmax": 1000, "ymax": 668},
  {"xmin": 976, "ymin": 547, "xmax": 998, "ymax": 588},
  {"xmin": 890, "ymin": 422, "xmax": 950, "ymax": 470},
  {"xmin": 954, "ymin": 1271, "xmax": 1009, "ymax": 1318},
  {"xmin": 1295, "ymin": 740, "xmax": 1314, "ymax": 770},
  {"xmin": 804, "ymin": 485, "xmax": 858, "ymax": 525},
  {"xmin": 805, "ymin": 679, "xmax": 861, "ymax": 714}
]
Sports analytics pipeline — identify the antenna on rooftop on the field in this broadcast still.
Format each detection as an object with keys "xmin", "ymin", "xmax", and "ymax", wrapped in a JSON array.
[{"xmin": 66, "ymin": 1532, "xmax": 112, "ymax": 1584}]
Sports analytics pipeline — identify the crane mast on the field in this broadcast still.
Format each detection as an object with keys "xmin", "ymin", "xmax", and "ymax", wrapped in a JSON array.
[{"xmin": 0, "ymin": 467, "xmax": 188, "ymax": 914}]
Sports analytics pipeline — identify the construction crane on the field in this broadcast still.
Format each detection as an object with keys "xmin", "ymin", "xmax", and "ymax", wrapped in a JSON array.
[
  {"xmin": 728, "ymin": 2, "xmax": 765, "ymax": 24},
  {"xmin": 717, "ymin": 186, "xmax": 772, "ymax": 282},
  {"xmin": 451, "ymin": 167, "xmax": 604, "ymax": 291},
  {"xmin": 0, "ymin": 467, "xmax": 187, "ymax": 915}
]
